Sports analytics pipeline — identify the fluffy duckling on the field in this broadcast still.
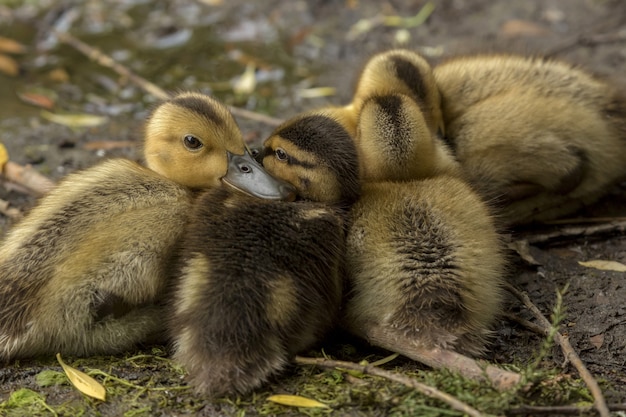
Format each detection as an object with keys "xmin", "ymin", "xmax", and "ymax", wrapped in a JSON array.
[
  {"xmin": 432, "ymin": 54, "xmax": 626, "ymax": 224},
  {"xmin": 169, "ymin": 186, "xmax": 346, "ymax": 397},
  {"xmin": 0, "ymin": 92, "xmax": 292, "ymax": 361},
  {"xmin": 261, "ymin": 108, "xmax": 505, "ymax": 357},
  {"xmin": 343, "ymin": 49, "xmax": 460, "ymax": 182}
]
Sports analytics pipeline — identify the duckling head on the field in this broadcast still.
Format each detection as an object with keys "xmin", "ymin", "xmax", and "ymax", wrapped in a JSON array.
[
  {"xmin": 144, "ymin": 91, "xmax": 295, "ymax": 200},
  {"xmin": 261, "ymin": 108, "xmax": 361, "ymax": 207},
  {"xmin": 352, "ymin": 49, "xmax": 444, "ymax": 137},
  {"xmin": 356, "ymin": 93, "xmax": 453, "ymax": 182}
]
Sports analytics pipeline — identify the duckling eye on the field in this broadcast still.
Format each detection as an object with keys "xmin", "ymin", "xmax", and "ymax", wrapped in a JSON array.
[
  {"xmin": 183, "ymin": 135, "xmax": 203, "ymax": 151},
  {"xmin": 275, "ymin": 148, "xmax": 288, "ymax": 161}
]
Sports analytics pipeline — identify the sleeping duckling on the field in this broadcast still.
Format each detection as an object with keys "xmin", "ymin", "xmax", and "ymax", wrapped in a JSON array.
[
  {"xmin": 169, "ymin": 186, "xmax": 347, "ymax": 397},
  {"xmin": 0, "ymin": 92, "xmax": 293, "ymax": 361},
  {"xmin": 343, "ymin": 49, "xmax": 460, "ymax": 182},
  {"xmin": 432, "ymin": 54, "xmax": 626, "ymax": 224},
  {"xmin": 261, "ymin": 108, "xmax": 505, "ymax": 358}
]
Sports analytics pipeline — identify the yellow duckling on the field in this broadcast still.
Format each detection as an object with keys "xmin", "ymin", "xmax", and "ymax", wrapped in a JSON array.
[
  {"xmin": 0, "ymin": 92, "xmax": 293, "ymax": 361},
  {"xmin": 433, "ymin": 53, "xmax": 626, "ymax": 224},
  {"xmin": 261, "ymin": 107, "xmax": 505, "ymax": 358},
  {"xmin": 169, "ymin": 186, "xmax": 346, "ymax": 397},
  {"xmin": 337, "ymin": 49, "xmax": 460, "ymax": 183}
]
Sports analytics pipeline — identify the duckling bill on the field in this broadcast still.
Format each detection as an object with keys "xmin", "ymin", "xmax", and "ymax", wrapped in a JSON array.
[
  {"xmin": 0, "ymin": 92, "xmax": 291, "ymax": 361},
  {"xmin": 169, "ymin": 186, "xmax": 344, "ymax": 397}
]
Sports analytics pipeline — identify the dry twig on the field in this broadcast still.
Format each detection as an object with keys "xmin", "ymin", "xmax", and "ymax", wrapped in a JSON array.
[
  {"xmin": 363, "ymin": 324, "xmax": 521, "ymax": 391},
  {"xmin": 513, "ymin": 220, "xmax": 626, "ymax": 246},
  {"xmin": 505, "ymin": 283, "xmax": 610, "ymax": 417},
  {"xmin": 55, "ymin": 31, "xmax": 284, "ymax": 127},
  {"xmin": 507, "ymin": 403, "xmax": 626, "ymax": 415},
  {"xmin": 2, "ymin": 161, "xmax": 56, "ymax": 196},
  {"xmin": 294, "ymin": 355, "xmax": 488, "ymax": 417}
]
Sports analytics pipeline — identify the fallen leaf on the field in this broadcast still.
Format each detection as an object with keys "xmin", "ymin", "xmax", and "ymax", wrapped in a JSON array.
[
  {"xmin": 48, "ymin": 68, "xmax": 70, "ymax": 83},
  {"xmin": 0, "ymin": 36, "xmax": 27, "ymax": 54},
  {"xmin": 500, "ymin": 19, "xmax": 550, "ymax": 37},
  {"xmin": 232, "ymin": 63, "xmax": 256, "ymax": 95},
  {"xmin": 589, "ymin": 334, "xmax": 604, "ymax": 350},
  {"xmin": 267, "ymin": 394, "xmax": 329, "ymax": 409},
  {"xmin": 17, "ymin": 90, "xmax": 57, "ymax": 110},
  {"xmin": 82, "ymin": 140, "xmax": 136, "ymax": 151},
  {"xmin": 56, "ymin": 353, "xmax": 106, "ymax": 401},
  {"xmin": 0, "ymin": 54, "xmax": 19, "ymax": 77},
  {"xmin": 508, "ymin": 240, "xmax": 542, "ymax": 266},
  {"xmin": 41, "ymin": 110, "xmax": 108, "ymax": 128},
  {"xmin": 369, "ymin": 352, "xmax": 400, "ymax": 367},
  {"xmin": 578, "ymin": 260, "xmax": 626, "ymax": 272},
  {"xmin": 0, "ymin": 143, "xmax": 9, "ymax": 170},
  {"xmin": 297, "ymin": 86, "xmax": 337, "ymax": 98}
]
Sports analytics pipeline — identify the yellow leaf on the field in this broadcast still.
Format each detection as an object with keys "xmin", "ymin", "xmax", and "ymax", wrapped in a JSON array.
[
  {"xmin": 56, "ymin": 353, "xmax": 106, "ymax": 401},
  {"xmin": 232, "ymin": 63, "xmax": 256, "ymax": 95},
  {"xmin": 297, "ymin": 87, "xmax": 337, "ymax": 98},
  {"xmin": 0, "ymin": 143, "xmax": 9, "ymax": 170},
  {"xmin": 267, "ymin": 394, "xmax": 329, "ymax": 409},
  {"xmin": 0, "ymin": 53, "xmax": 19, "ymax": 77},
  {"xmin": 41, "ymin": 110, "xmax": 108, "ymax": 128},
  {"xmin": 578, "ymin": 260, "xmax": 626, "ymax": 272},
  {"xmin": 0, "ymin": 36, "xmax": 27, "ymax": 54}
]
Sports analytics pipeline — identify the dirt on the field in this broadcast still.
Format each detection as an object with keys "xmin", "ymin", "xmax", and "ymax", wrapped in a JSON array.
[{"xmin": 0, "ymin": 0, "xmax": 625, "ymax": 416}]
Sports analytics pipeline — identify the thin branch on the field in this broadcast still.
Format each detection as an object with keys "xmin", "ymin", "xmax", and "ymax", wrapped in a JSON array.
[
  {"xmin": 363, "ymin": 323, "xmax": 521, "ymax": 391},
  {"xmin": 502, "ymin": 312, "xmax": 547, "ymax": 337},
  {"xmin": 505, "ymin": 283, "xmax": 610, "ymax": 417},
  {"xmin": 513, "ymin": 220, "xmax": 626, "ymax": 246},
  {"xmin": 2, "ymin": 161, "xmax": 56, "ymax": 196},
  {"xmin": 294, "ymin": 355, "xmax": 488, "ymax": 417},
  {"xmin": 507, "ymin": 403, "xmax": 626, "ymax": 415},
  {"xmin": 55, "ymin": 31, "xmax": 284, "ymax": 127}
]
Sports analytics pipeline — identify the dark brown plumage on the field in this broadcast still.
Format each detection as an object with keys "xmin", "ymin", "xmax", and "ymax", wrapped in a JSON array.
[{"xmin": 168, "ymin": 187, "xmax": 345, "ymax": 397}]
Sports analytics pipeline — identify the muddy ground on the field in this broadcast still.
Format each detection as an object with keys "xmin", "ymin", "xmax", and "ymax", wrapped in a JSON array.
[{"xmin": 0, "ymin": 0, "xmax": 625, "ymax": 416}]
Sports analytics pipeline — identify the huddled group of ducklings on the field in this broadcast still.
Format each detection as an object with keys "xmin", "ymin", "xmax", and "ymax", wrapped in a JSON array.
[{"xmin": 1, "ymin": 48, "xmax": 625, "ymax": 398}]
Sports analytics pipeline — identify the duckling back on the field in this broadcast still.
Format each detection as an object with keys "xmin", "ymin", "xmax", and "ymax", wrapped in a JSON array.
[
  {"xmin": 0, "ymin": 159, "xmax": 193, "ymax": 359},
  {"xmin": 344, "ymin": 176, "xmax": 505, "ymax": 355},
  {"xmin": 169, "ymin": 187, "xmax": 344, "ymax": 397},
  {"xmin": 434, "ymin": 54, "xmax": 626, "ymax": 224}
]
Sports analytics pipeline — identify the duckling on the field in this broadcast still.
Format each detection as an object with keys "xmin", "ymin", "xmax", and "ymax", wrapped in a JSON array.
[
  {"xmin": 432, "ymin": 54, "xmax": 626, "ymax": 224},
  {"xmin": 0, "ymin": 92, "xmax": 293, "ymax": 361},
  {"xmin": 342, "ymin": 49, "xmax": 460, "ymax": 182},
  {"xmin": 261, "ymin": 107, "xmax": 505, "ymax": 357},
  {"xmin": 169, "ymin": 186, "xmax": 345, "ymax": 397}
]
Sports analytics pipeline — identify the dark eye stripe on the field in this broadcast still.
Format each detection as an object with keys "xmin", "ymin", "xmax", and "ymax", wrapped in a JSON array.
[{"xmin": 171, "ymin": 96, "xmax": 224, "ymax": 127}]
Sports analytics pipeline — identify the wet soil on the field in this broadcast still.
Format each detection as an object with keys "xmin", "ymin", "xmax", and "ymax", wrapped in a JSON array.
[{"xmin": 0, "ymin": 0, "xmax": 625, "ymax": 415}]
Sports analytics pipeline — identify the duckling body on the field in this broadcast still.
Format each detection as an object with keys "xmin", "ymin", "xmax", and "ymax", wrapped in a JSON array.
[
  {"xmin": 0, "ymin": 92, "xmax": 291, "ymax": 360},
  {"xmin": 344, "ymin": 177, "xmax": 504, "ymax": 355},
  {"xmin": 261, "ymin": 108, "xmax": 505, "ymax": 356},
  {"xmin": 169, "ymin": 187, "xmax": 344, "ymax": 397},
  {"xmin": 433, "ymin": 54, "xmax": 626, "ymax": 224}
]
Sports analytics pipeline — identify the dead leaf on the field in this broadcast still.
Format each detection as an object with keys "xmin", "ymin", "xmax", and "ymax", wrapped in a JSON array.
[
  {"xmin": 0, "ymin": 36, "xmax": 26, "ymax": 54},
  {"xmin": 82, "ymin": 141, "xmax": 136, "ymax": 151},
  {"xmin": 232, "ymin": 63, "xmax": 256, "ymax": 95},
  {"xmin": 297, "ymin": 87, "xmax": 337, "ymax": 98},
  {"xmin": 41, "ymin": 110, "xmax": 108, "ymax": 128},
  {"xmin": 17, "ymin": 90, "xmax": 57, "ymax": 110},
  {"xmin": 500, "ymin": 19, "xmax": 550, "ymax": 37},
  {"xmin": 578, "ymin": 260, "xmax": 626, "ymax": 272},
  {"xmin": 508, "ymin": 240, "xmax": 542, "ymax": 266},
  {"xmin": 267, "ymin": 394, "xmax": 329, "ymax": 409},
  {"xmin": 56, "ymin": 353, "xmax": 106, "ymax": 401},
  {"xmin": 0, "ymin": 143, "xmax": 9, "ymax": 170},
  {"xmin": 589, "ymin": 334, "xmax": 604, "ymax": 350},
  {"xmin": 48, "ymin": 68, "xmax": 70, "ymax": 83},
  {"xmin": 0, "ymin": 54, "xmax": 19, "ymax": 77}
]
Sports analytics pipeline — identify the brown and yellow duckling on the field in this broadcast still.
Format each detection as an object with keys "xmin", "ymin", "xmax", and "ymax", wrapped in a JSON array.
[
  {"xmin": 0, "ymin": 92, "xmax": 291, "ymax": 361},
  {"xmin": 260, "ymin": 107, "xmax": 505, "ymax": 359},
  {"xmin": 432, "ymin": 53, "xmax": 626, "ymax": 224},
  {"xmin": 168, "ymin": 121, "xmax": 355, "ymax": 395}
]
